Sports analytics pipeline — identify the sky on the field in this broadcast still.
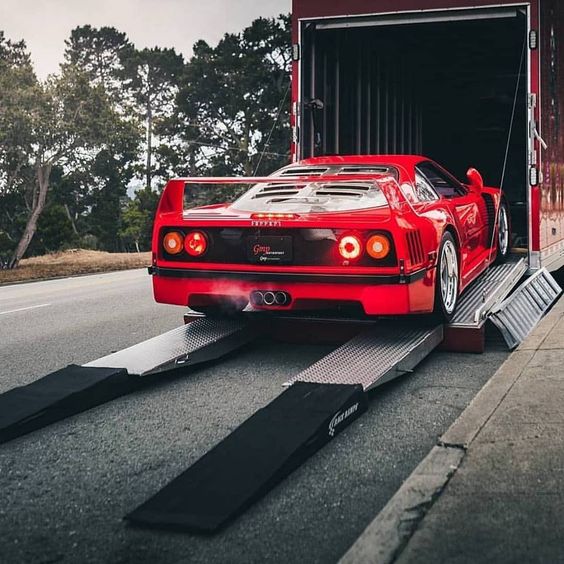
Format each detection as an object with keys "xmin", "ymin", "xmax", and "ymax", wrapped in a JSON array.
[{"xmin": 0, "ymin": 0, "xmax": 291, "ymax": 78}]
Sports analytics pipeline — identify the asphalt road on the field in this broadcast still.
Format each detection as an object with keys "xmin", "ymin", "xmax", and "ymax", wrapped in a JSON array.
[{"xmin": 0, "ymin": 270, "xmax": 510, "ymax": 564}]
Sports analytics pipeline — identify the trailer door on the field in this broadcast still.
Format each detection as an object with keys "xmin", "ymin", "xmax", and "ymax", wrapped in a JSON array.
[
  {"xmin": 297, "ymin": 5, "xmax": 530, "ymax": 248},
  {"xmin": 538, "ymin": 0, "xmax": 564, "ymax": 270}
]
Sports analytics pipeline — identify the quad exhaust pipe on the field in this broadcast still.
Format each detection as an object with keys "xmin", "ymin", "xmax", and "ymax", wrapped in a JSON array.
[
  {"xmin": 250, "ymin": 290, "xmax": 291, "ymax": 307},
  {"xmin": 274, "ymin": 292, "xmax": 288, "ymax": 305},
  {"xmin": 264, "ymin": 291, "xmax": 276, "ymax": 305}
]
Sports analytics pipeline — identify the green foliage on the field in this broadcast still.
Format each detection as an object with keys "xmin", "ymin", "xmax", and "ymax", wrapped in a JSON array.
[
  {"xmin": 63, "ymin": 25, "xmax": 134, "ymax": 104},
  {"xmin": 171, "ymin": 14, "xmax": 291, "ymax": 188},
  {"xmin": 120, "ymin": 188, "xmax": 160, "ymax": 251},
  {"xmin": 0, "ymin": 230, "xmax": 13, "ymax": 257},
  {"xmin": 62, "ymin": 26, "xmax": 143, "ymax": 252},
  {"xmin": 122, "ymin": 46, "xmax": 185, "ymax": 190},
  {"xmin": 0, "ymin": 14, "xmax": 292, "ymax": 262},
  {"xmin": 32, "ymin": 204, "xmax": 78, "ymax": 254},
  {"xmin": 0, "ymin": 32, "xmax": 42, "ymax": 196},
  {"xmin": 120, "ymin": 203, "xmax": 146, "ymax": 252}
]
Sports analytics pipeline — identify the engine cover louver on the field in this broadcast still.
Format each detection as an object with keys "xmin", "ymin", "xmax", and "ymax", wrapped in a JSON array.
[{"xmin": 280, "ymin": 166, "xmax": 329, "ymax": 176}]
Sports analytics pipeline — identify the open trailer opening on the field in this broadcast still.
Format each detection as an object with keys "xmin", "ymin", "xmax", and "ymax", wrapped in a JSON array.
[{"xmin": 299, "ymin": 7, "xmax": 529, "ymax": 243}]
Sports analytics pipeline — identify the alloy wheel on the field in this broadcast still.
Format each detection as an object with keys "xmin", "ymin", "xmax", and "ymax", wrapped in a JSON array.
[
  {"xmin": 498, "ymin": 205, "xmax": 509, "ymax": 257},
  {"xmin": 440, "ymin": 239, "xmax": 458, "ymax": 314}
]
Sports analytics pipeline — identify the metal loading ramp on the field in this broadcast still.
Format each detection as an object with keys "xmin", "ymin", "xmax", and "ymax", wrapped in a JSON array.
[
  {"xmin": 285, "ymin": 323, "xmax": 443, "ymax": 390},
  {"xmin": 129, "ymin": 322, "xmax": 443, "ymax": 533},
  {"xmin": 85, "ymin": 317, "xmax": 255, "ymax": 376},
  {"xmin": 490, "ymin": 268, "xmax": 562, "ymax": 349},
  {"xmin": 443, "ymin": 255, "xmax": 527, "ymax": 352}
]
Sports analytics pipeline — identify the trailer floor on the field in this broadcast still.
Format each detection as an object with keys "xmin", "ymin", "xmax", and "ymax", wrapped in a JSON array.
[{"xmin": 1, "ymin": 311, "xmax": 509, "ymax": 564}]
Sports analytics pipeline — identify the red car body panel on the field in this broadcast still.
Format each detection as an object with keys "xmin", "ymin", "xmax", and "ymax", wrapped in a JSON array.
[{"xmin": 150, "ymin": 155, "xmax": 503, "ymax": 316}]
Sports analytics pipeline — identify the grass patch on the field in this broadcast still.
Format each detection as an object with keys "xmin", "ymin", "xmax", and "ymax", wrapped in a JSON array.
[{"xmin": 0, "ymin": 249, "xmax": 151, "ymax": 285}]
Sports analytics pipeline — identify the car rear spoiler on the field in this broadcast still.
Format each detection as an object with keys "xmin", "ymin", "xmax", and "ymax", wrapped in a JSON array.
[{"xmin": 156, "ymin": 173, "xmax": 409, "ymax": 215}]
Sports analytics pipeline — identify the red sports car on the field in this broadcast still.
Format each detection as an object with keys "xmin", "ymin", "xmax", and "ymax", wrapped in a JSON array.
[{"xmin": 149, "ymin": 155, "xmax": 510, "ymax": 321}]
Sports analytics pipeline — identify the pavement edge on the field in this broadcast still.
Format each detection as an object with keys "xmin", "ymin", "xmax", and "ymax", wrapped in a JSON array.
[{"xmin": 339, "ymin": 301, "xmax": 563, "ymax": 564}]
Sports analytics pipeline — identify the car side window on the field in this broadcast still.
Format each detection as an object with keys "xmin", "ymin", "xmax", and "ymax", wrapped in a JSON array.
[
  {"xmin": 416, "ymin": 162, "xmax": 467, "ymax": 198},
  {"xmin": 414, "ymin": 172, "xmax": 439, "ymax": 202}
]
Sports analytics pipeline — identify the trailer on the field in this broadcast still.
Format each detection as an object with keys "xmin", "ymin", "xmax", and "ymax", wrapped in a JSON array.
[{"xmin": 290, "ymin": 0, "xmax": 564, "ymax": 272}]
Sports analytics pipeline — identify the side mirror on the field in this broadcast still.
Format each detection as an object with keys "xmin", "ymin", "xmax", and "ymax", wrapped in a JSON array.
[{"xmin": 466, "ymin": 168, "xmax": 484, "ymax": 194}]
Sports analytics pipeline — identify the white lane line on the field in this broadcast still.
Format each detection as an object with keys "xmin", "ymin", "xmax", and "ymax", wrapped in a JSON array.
[
  {"xmin": 0, "ymin": 269, "xmax": 148, "ymax": 301},
  {"xmin": 0, "ymin": 303, "xmax": 52, "ymax": 315}
]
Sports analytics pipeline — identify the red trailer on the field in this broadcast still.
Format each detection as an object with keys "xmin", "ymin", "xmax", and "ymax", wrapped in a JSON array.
[{"xmin": 290, "ymin": 0, "xmax": 564, "ymax": 271}]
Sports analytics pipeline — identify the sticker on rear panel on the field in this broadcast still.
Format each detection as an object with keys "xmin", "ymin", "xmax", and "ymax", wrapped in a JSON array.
[{"xmin": 247, "ymin": 236, "xmax": 293, "ymax": 264}]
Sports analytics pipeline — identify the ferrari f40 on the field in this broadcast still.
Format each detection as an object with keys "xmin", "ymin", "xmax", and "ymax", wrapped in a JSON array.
[{"xmin": 149, "ymin": 156, "xmax": 510, "ymax": 321}]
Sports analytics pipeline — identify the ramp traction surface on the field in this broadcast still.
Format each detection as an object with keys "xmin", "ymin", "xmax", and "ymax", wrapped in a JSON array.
[{"xmin": 85, "ymin": 318, "xmax": 254, "ymax": 376}]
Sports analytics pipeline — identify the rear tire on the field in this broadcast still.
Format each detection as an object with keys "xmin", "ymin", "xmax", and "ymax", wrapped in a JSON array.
[
  {"xmin": 495, "ymin": 201, "xmax": 511, "ymax": 263},
  {"xmin": 433, "ymin": 232, "xmax": 459, "ymax": 323}
]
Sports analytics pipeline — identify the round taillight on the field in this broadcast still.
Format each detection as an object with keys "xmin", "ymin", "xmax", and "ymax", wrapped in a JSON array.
[
  {"xmin": 366, "ymin": 234, "xmax": 391, "ymax": 260},
  {"xmin": 163, "ymin": 231, "xmax": 184, "ymax": 255},
  {"xmin": 184, "ymin": 231, "xmax": 208, "ymax": 257},
  {"xmin": 338, "ymin": 234, "xmax": 363, "ymax": 261}
]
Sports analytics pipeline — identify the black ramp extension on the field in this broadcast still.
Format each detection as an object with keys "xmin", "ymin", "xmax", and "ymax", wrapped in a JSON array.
[
  {"xmin": 126, "ymin": 382, "xmax": 367, "ymax": 533},
  {"xmin": 0, "ymin": 365, "xmax": 134, "ymax": 444}
]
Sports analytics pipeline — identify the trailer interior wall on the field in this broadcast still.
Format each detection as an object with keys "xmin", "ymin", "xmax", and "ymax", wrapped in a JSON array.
[
  {"xmin": 540, "ymin": 0, "xmax": 564, "ymax": 265},
  {"xmin": 299, "ymin": 10, "xmax": 529, "ymax": 242}
]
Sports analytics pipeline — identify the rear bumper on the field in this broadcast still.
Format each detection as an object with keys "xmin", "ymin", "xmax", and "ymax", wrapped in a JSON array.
[{"xmin": 150, "ymin": 266, "xmax": 436, "ymax": 315}]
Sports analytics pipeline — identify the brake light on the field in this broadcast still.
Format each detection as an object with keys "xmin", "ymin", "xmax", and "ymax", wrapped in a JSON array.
[
  {"xmin": 163, "ymin": 231, "xmax": 184, "ymax": 255},
  {"xmin": 251, "ymin": 213, "xmax": 298, "ymax": 220},
  {"xmin": 338, "ymin": 234, "xmax": 363, "ymax": 260},
  {"xmin": 366, "ymin": 234, "xmax": 391, "ymax": 260},
  {"xmin": 184, "ymin": 231, "xmax": 208, "ymax": 257}
]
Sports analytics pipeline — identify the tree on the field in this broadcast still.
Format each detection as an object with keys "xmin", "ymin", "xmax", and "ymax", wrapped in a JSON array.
[
  {"xmin": 85, "ymin": 141, "xmax": 138, "ymax": 251},
  {"xmin": 0, "ymin": 34, "xmax": 45, "ymax": 265},
  {"xmin": 169, "ymin": 14, "xmax": 291, "ymax": 198},
  {"xmin": 32, "ymin": 203, "xmax": 78, "ymax": 254},
  {"xmin": 0, "ymin": 14, "xmax": 293, "ymax": 263},
  {"xmin": 0, "ymin": 32, "xmax": 38, "ymax": 257},
  {"xmin": 0, "ymin": 31, "xmax": 134, "ymax": 267},
  {"xmin": 63, "ymin": 25, "xmax": 134, "ymax": 104},
  {"xmin": 120, "ymin": 187, "xmax": 159, "ymax": 252},
  {"xmin": 62, "ymin": 26, "xmax": 141, "ymax": 251},
  {"xmin": 122, "ymin": 47, "xmax": 184, "ymax": 191},
  {"xmin": 120, "ymin": 204, "xmax": 145, "ymax": 252}
]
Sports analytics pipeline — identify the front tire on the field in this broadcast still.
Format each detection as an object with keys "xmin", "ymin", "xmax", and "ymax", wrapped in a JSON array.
[
  {"xmin": 495, "ymin": 201, "xmax": 511, "ymax": 263},
  {"xmin": 433, "ymin": 232, "xmax": 459, "ymax": 323}
]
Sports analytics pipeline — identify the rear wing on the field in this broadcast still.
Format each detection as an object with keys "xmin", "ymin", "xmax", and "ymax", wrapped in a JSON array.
[{"xmin": 156, "ymin": 173, "xmax": 409, "ymax": 215}]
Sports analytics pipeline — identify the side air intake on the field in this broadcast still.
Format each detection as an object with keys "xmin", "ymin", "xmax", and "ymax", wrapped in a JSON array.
[
  {"xmin": 482, "ymin": 193, "xmax": 496, "ymax": 243},
  {"xmin": 406, "ymin": 230, "xmax": 424, "ymax": 266}
]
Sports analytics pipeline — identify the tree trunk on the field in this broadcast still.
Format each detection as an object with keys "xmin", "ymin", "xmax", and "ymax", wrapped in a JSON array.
[
  {"xmin": 242, "ymin": 127, "xmax": 253, "ymax": 176},
  {"xmin": 64, "ymin": 203, "xmax": 79, "ymax": 235},
  {"xmin": 146, "ymin": 101, "xmax": 152, "ymax": 191},
  {"xmin": 8, "ymin": 163, "xmax": 52, "ymax": 269},
  {"xmin": 135, "ymin": 240, "xmax": 140, "ymax": 253}
]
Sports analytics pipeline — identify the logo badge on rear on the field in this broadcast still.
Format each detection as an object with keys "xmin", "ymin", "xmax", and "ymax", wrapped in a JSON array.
[{"xmin": 251, "ymin": 220, "xmax": 282, "ymax": 227}]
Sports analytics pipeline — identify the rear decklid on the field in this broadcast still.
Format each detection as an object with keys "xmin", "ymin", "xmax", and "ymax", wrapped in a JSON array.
[{"xmin": 178, "ymin": 164, "xmax": 405, "ymax": 226}]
